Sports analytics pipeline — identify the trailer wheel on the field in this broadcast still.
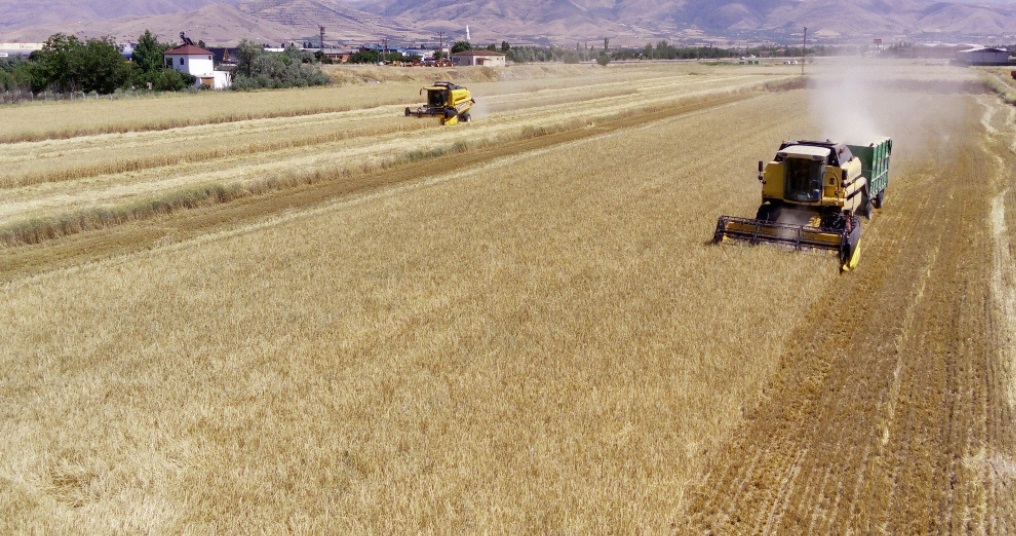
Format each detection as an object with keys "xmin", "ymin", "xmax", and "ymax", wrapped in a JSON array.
[{"xmin": 405, "ymin": 107, "xmax": 411, "ymax": 116}]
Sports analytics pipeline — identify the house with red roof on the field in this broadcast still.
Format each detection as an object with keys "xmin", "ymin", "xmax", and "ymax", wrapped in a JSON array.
[{"xmin": 164, "ymin": 44, "xmax": 232, "ymax": 89}]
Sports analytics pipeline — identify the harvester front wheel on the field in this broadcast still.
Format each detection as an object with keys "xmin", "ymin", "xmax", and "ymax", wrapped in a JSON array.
[
  {"xmin": 461, "ymin": 112, "xmax": 471, "ymax": 123},
  {"xmin": 861, "ymin": 193, "xmax": 874, "ymax": 220},
  {"xmin": 873, "ymin": 189, "xmax": 885, "ymax": 209},
  {"xmin": 755, "ymin": 202, "xmax": 781, "ymax": 223}
]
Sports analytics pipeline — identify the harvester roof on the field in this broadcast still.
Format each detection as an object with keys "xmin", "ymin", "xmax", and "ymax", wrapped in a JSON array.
[
  {"xmin": 778, "ymin": 139, "xmax": 854, "ymax": 166},
  {"xmin": 779, "ymin": 145, "xmax": 831, "ymax": 161},
  {"xmin": 424, "ymin": 81, "xmax": 463, "ymax": 91}
]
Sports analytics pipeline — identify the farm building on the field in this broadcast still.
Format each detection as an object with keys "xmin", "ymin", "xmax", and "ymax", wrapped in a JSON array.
[
  {"xmin": 0, "ymin": 42, "xmax": 43, "ymax": 58},
  {"xmin": 451, "ymin": 50, "xmax": 507, "ymax": 67},
  {"xmin": 955, "ymin": 46, "xmax": 1011, "ymax": 66},
  {"xmin": 164, "ymin": 44, "xmax": 232, "ymax": 89},
  {"xmin": 323, "ymin": 49, "xmax": 358, "ymax": 63}
]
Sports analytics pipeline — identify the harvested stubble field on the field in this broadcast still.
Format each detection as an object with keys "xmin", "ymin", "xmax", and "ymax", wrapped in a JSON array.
[{"xmin": 0, "ymin": 61, "xmax": 1014, "ymax": 533}]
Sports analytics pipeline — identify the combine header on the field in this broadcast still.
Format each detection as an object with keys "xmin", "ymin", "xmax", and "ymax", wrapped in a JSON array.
[
  {"xmin": 405, "ymin": 81, "xmax": 475, "ymax": 125},
  {"xmin": 714, "ymin": 137, "xmax": 892, "ymax": 271}
]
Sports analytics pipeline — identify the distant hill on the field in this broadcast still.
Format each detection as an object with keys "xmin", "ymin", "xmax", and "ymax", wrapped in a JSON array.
[
  {"xmin": 0, "ymin": 0, "xmax": 244, "ymax": 33},
  {"xmin": 358, "ymin": 0, "xmax": 1016, "ymax": 39},
  {"xmin": 0, "ymin": 0, "xmax": 396, "ymax": 46},
  {"xmin": 1, "ymin": 0, "xmax": 1014, "ymax": 46}
]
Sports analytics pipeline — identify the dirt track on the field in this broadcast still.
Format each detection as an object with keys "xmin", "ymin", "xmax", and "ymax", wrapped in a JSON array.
[{"xmin": 679, "ymin": 92, "xmax": 1016, "ymax": 533}]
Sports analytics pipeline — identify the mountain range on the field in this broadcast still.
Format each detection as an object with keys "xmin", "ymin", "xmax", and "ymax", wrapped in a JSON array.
[{"xmin": 1, "ymin": 0, "xmax": 1014, "ymax": 47}]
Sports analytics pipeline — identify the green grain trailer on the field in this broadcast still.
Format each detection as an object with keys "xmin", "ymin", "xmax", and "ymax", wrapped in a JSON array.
[{"xmin": 847, "ymin": 136, "xmax": 892, "ymax": 210}]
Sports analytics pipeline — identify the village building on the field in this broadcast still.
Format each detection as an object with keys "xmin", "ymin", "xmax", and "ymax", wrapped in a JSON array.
[
  {"xmin": 955, "ymin": 46, "xmax": 1011, "ymax": 66},
  {"xmin": 164, "ymin": 44, "xmax": 232, "ymax": 89},
  {"xmin": 451, "ymin": 50, "xmax": 507, "ymax": 67},
  {"xmin": 0, "ymin": 42, "xmax": 44, "ymax": 58}
]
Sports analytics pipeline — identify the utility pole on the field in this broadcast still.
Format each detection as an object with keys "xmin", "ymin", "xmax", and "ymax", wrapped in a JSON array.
[
  {"xmin": 319, "ymin": 26, "xmax": 325, "ymax": 54},
  {"xmin": 802, "ymin": 26, "xmax": 807, "ymax": 75}
]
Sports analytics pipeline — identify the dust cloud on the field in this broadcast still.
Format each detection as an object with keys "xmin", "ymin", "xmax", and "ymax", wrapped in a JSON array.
[
  {"xmin": 808, "ymin": 58, "xmax": 972, "ymax": 152},
  {"xmin": 470, "ymin": 94, "xmax": 491, "ymax": 120}
]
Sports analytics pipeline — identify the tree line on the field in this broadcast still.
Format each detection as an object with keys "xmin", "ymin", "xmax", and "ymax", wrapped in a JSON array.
[
  {"xmin": 0, "ymin": 31, "xmax": 329, "ymax": 100},
  {"xmin": 0, "ymin": 32, "xmax": 195, "ymax": 96},
  {"xmin": 490, "ymin": 40, "xmax": 825, "ymax": 64}
]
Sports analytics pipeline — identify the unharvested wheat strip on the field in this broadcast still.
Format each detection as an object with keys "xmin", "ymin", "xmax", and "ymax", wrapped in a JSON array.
[
  {"xmin": 0, "ymin": 116, "xmax": 434, "ymax": 190},
  {"xmin": 1, "ymin": 72, "xmax": 790, "ymax": 191},
  {"xmin": 0, "ymin": 88, "xmax": 762, "ymax": 230}
]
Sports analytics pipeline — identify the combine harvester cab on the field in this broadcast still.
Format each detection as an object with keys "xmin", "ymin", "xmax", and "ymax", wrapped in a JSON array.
[
  {"xmin": 404, "ymin": 81, "xmax": 476, "ymax": 125},
  {"xmin": 714, "ymin": 137, "xmax": 892, "ymax": 271}
]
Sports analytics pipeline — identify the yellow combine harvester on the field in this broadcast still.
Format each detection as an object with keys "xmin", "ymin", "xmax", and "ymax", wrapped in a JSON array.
[
  {"xmin": 404, "ymin": 81, "xmax": 475, "ymax": 125},
  {"xmin": 713, "ymin": 138, "xmax": 892, "ymax": 271}
]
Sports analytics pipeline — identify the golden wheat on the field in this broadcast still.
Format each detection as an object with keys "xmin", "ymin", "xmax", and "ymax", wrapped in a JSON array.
[
  {"xmin": 0, "ymin": 65, "xmax": 800, "ymax": 245},
  {"xmin": 3, "ymin": 61, "xmax": 1010, "ymax": 533}
]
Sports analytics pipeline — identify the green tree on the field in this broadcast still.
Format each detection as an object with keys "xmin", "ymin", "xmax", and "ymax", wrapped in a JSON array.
[
  {"xmin": 28, "ymin": 33, "xmax": 81, "ymax": 92},
  {"xmin": 348, "ymin": 49, "xmax": 379, "ymax": 64},
  {"xmin": 232, "ymin": 40, "xmax": 329, "ymax": 90},
  {"xmin": 501, "ymin": 41, "xmax": 510, "ymax": 53},
  {"xmin": 596, "ymin": 53, "xmax": 611, "ymax": 66},
  {"xmin": 27, "ymin": 34, "xmax": 131, "ymax": 94},
  {"xmin": 0, "ymin": 56, "xmax": 32, "ymax": 92},
  {"xmin": 132, "ymin": 30, "xmax": 168, "ymax": 74},
  {"xmin": 235, "ymin": 39, "xmax": 263, "ymax": 77},
  {"xmin": 75, "ymin": 37, "xmax": 132, "ymax": 93},
  {"xmin": 131, "ymin": 30, "xmax": 197, "ymax": 91},
  {"xmin": 451, "ymin": 41, "xmax": 471, "ymax": 54}
]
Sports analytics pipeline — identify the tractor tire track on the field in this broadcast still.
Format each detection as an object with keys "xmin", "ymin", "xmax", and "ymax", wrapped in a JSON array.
[{"xmin": 678, "ymin": 94, "xmax": 1015, "ymax": 533}]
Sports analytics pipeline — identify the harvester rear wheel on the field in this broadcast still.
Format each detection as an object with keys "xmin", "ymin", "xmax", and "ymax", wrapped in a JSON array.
[{"xmin": 461, "ymin": 112, "xmax": 471, "ymax": 123}]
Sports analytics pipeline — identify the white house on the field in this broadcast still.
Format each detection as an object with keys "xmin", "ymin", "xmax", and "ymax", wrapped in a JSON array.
[
  {"xmin": 451, "ymin": 50, "xmax": 507, "ymax": 67},
  {"xmin": 956, "ymin": 46, "xmax": 1011, "ymax": 66},
  {"xmin": 164, "ymin": 44, "xmax": 232, "ymax": 89}
]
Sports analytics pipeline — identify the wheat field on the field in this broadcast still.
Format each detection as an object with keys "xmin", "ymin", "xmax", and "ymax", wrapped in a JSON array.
[{"xmin": 1, "ymin": 61, "xmax": 1014, "ymax": 533}]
